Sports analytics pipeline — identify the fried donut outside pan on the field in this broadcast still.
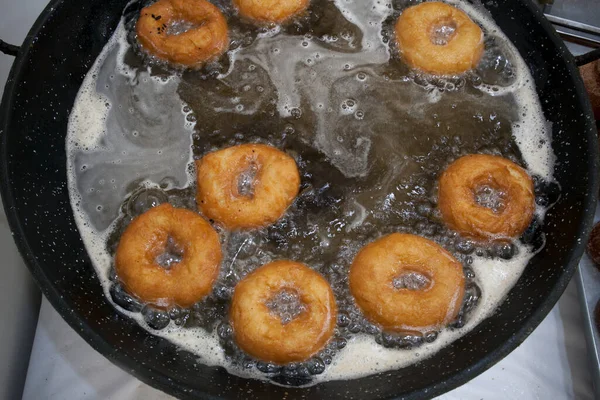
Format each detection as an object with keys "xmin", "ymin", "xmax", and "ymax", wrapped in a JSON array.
[
  {"xmin": 230, "ymin": 260, "xmax": 337, "ymax": 364},
  {"xmin": 350, "ymin": 233, "xmax": 465, "ymax": 332},
  {"xmin": 115, "ymin": 203, "xmax": 222, "ymax": 308},
  {"xmin": 438, "ymin": 154, "xmax": 535, "ymax": 241}
]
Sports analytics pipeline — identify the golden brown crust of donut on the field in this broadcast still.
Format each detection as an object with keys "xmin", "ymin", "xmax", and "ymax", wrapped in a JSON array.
[
  {"xmin": 395, "ymin": 2, "xmax": 484, "ymax": 75},
  {"xmin": 233, "ymin": 0, "xmax": 310, "ymax": 24},
  {"xmin": 115, "ymin": 203, "xmax": 222, "ymax": 308},
  {"xmin": 136, "ymin": 0, "xmax": 229, "ymax": 67},
  {"xmin": 230, "ymin": 260, "xmax": 337, "ymax": 364},
  {"xmin": 349, "ymin": 233, "xmax": 465, "ymax": 332},
  {"xmin": 438, "ymin": 154, "xmax": 535, "ymax": 241},
  {"xmin": 196, "ymin": 144, "xmax": 301, "ymax": 230}
]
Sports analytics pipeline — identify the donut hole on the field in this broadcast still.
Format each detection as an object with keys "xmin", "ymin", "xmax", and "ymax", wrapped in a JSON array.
[
  {"xmin": 166, "ymin": 19, "xmax": 201, "ymax": 36},
  {"xmin": 473, "ymin": 184, "xmax": 507, "ymax": 213},
  {"xmin": 392, "ymin": 271, "xmax": 432, "ymax": 291},
  {"xmin": 265, "ymin": 288, "xmax": 307, "ymax": 325},
  {"xmin": 236, "ymin": 162, "xmax": 260, "ymax": 198},
  {"xmin": 428, "ymin": 18, "xmax": 457, "ymax": 46},
  {"xmin": 155, "ymin": 235, "xmax": 185, "ymax": 269}
]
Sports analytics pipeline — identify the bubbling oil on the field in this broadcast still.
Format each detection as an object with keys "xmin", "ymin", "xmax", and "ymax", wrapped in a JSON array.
[
  {"xmin": 393, "ymin": 272, "xmax": 432, "ymax": 291},
  {"xmin": 474, "ymin": 184, "xmax": 507, "ymax": 213},
  {"xmin": 66, "ymin": 0, "xmax": 557, "ymax": 387},
  {"xmin": 266, "ymin": 289, "xmax": 308, "ymax": 325}
]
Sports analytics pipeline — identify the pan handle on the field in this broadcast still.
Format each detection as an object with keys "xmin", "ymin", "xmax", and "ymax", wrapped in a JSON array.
[
  {"xmin": 0, "ymin": 39, "xmax": 20, "ymax": 57},
  {"xmin": 543, "ymin": 13, "xmax": 600, "ymax": 67}
]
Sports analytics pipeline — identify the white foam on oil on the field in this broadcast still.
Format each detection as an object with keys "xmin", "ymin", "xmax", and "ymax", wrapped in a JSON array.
[
  {"xmin": 66, "ymin": 20, "xmax": 231, "ymax": 368},
  {"xmin": 68, "ymin": 20, "xmax": 198, "ymax": 231},
  {"xmin": 66, "ymin": 0, "xmax": 556, "ymax": 386}
]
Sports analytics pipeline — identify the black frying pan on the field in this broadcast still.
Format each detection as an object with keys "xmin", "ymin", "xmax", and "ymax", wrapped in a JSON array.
[{"xmin": 1, "ymin": 0, "xmax": 599, "ymax": 398}]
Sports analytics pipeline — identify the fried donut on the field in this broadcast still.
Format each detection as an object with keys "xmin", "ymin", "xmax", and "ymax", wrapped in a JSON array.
[
  {"xmin": 233, "ymin": 0, "xmax": 309, "ymax": 24},
  {"xmin": 350, "ymin": 233, "xmax": 464, "ymax": 332},
  {"xmin": 196, "ymin": 144, "xmax": 301, "ymax": 229},
  {"xmin": 115, "ymin": 203, "xmax": 222, "ymax": 308},
  {"xmin": 230, "ymin": 261, "xmax": 337, "ymax": 364},
  {"xmin": 438, "ymin": 154, "xmax": 535, "ymax": 241},
  {"xmin": 395, "ymin": 2, "xmax": 484, "ymax": 75},
  {"xmin": 136, "ymin": 0, "xmax": 229, "ymax": 67}
]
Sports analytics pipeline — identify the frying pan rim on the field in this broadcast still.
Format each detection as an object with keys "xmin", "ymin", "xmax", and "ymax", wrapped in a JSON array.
[{"xmin": 0, "ymin": 0, "xmax": 598, "ymax": 398}]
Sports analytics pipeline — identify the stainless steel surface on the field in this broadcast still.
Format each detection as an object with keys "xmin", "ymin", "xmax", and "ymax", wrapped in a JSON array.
[
  {"xmin": 577, "ymin": 270, "xmax": 600, "ymax": 400},
  {"xmin": 546, "ymin": 13, "xmax": 600, "ymax": 48},
  {"xmin": 538, "ymin": 0, "xmax": 600, "ymax": 54},
  {"xmin": 577, "ymin": 207, "xmax": 600, "ymax": 400},
  {"xmin": 554, "ymin": 29, "xmax": 600, "ymax": 48},
  {"xmin": 545, "ymin": 14, "xmax": 600, "ymax": 37},
  {"xmin": 541, "ymin": 0, "xmax": 600, "ymax": 28}
]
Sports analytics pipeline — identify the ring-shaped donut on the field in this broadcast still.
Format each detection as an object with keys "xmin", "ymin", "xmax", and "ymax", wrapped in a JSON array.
[
  {"xmin": 136, "ymin": 0, "xmax": 229, "ymax": 67},
  {"xmin": 438, "ymin": 154, "xmax": 535, "ymax": 240},
  {"xmin": 230, "ymin": 260, "xmax": 337, "ymax": 364},
  {"xmin": 115, "ymin": 203, "xmax": 222, "ymax": 308},
  {"xmin": 349, "ymin": 233, "xmax": 465, "ymax": 332},
  {"xmin": 395, "ymin": 2, "xmax": 484, "ymax": 75},
  {"xmin": 196, "ymin": 144, "xmax": 301, "ymax": 230},
  {"xmin": 233, "ymin": 0, "xmax": 309, "ymax": 24}
]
